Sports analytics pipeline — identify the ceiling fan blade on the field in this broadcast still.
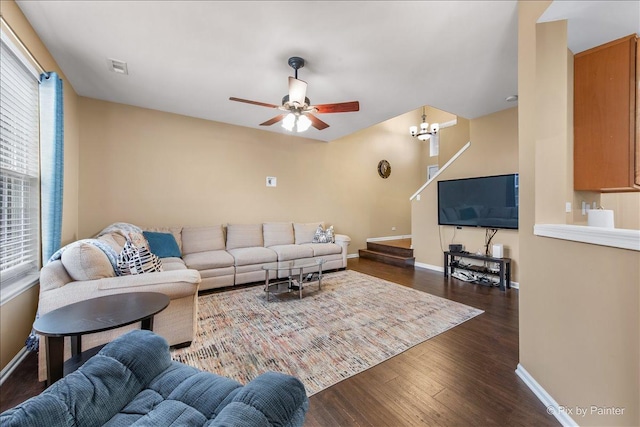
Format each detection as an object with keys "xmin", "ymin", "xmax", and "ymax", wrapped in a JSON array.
[
  {"xmin": 313, "ymin": 101, "xmax": 360, "ymax": 114},
  {"xmin": 229, "ymin": 97, "xmax": 279, "ymax": 109},
  {"xmin": 260, "ymin": 114, "xmax": 287, "ymax": 126},
  {"xmin": 288, "ymin": 77, "xmax": 308, "ymax": 105},
  {"xmin": 306, "ymin": 113, "xmax": 330, "ymax": 130}
]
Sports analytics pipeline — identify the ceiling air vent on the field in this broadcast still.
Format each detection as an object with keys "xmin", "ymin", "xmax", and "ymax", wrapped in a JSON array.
[{"xmin": 107, "ymin": 58, "xmax": 128, "ymax": 75}]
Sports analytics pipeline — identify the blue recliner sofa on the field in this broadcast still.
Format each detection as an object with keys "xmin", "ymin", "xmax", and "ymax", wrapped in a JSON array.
[{"xmin": 0, "ymin": 330, "xmax": 309, "ymax": 426}]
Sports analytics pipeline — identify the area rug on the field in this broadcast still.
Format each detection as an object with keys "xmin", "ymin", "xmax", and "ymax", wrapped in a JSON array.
[{"xmin": 170, "ymin": 269, "xmax": 483, "ymax": 396}]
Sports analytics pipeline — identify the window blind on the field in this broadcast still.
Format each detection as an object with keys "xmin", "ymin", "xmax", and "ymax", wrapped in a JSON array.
[{"xmin": 0, "ymin": 37, "xmax": 40, "ymax": 290}]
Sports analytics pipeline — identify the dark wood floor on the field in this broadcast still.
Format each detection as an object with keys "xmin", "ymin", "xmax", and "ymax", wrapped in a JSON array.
[
  {"xmin": 1, "ymin": 258, "xmax": 558, "ymax": 426},
  {"xmin": 305, "ymin": 258, "xmax": 557, "ymax": 426}
]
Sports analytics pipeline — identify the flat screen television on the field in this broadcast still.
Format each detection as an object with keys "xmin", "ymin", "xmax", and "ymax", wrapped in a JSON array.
[{"xmin": 437, "ymin": 174, "xmax": 519, "ymax": 229}]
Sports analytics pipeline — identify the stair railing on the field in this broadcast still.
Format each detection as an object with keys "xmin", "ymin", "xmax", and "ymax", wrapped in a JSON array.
[{"xmin": 409, "ymin": 141, "xmax": 471, "ymax": 201}]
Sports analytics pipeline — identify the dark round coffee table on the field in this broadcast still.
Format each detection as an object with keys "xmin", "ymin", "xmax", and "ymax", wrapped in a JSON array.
[{"xmin": 33, "ymin": 292, "xmax": 170, "ymax": 385}]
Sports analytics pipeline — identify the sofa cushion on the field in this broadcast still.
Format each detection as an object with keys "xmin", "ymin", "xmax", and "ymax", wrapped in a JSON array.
[
  {"xmin": 143, "ymin": 231, "xmax": 182, "ymax": 258},
  {"xmin": 294, "ymin": 222, "xmax": 324, "ymax": 244},
  {"xmin": 301, "ymin": 242, "xmax": 342, "ymax": 257},
  {"xmin": 160, "ymin": 257, "xmax": 188, "ymax": 271},
  {"xmin": 183, "ymin": 250, "xmax": 235, "ymax": 270},
  {"xmin": 263, "ymin": 222, "xmax": 294, "ymax": 247},
  {"xmin": 182, "ymin": 225, "xmax": 225, "ymax": 254},
  {"xmin": 226, "ymin": 224, "xmax": 263, "ymax": 250},
  {"xmin": 227, "ymin": 247, "xmax": 277, "ymax": 266},
  {"xmin": 269, "ymin": 244, "xmax": 314, "ymax": 262},
  {"xmin": 61, "ymin": 241, "xmax": 115, "ymax": 281},
  {"xmin": 112, "ymin": 397, "xmax": 208, "ymax": 425}
]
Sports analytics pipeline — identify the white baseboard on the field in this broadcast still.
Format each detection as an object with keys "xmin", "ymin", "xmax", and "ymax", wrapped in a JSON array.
[
  {"xmin": 366, "ymin": 235, "xmax": 412, "ymax": 242},
  {"xmin": 0, "ymin": 346, "xmax": 28, "ymax": 387},
  {"xmin": 515, "ymin": 364, "xmax": 578, "ymax": 427},
  {"xmin": 347, "ymin": 253, "xmax": 359, "ymax": 259},
  {"xmin": 414, "ymin": 261, "xmax": 444, "ymax": 272}
]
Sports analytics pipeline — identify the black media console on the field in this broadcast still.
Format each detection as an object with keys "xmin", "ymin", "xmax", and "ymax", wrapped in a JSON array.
[{"xmin": 443, "ymin": 251, "xmax": 512, "ymax": 292}]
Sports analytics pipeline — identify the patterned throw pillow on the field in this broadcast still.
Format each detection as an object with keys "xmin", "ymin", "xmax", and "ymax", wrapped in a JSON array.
[
  {"xmin": 326, "ymin": 225, "xmax": 334, "ymax": 243},
  {"xmin": 117, "ymin": 238, "xmax": 163, "ymax": 275},
  {"xmin": 312, "ymin": 225, "xmax": 335, "ymax": 244}
]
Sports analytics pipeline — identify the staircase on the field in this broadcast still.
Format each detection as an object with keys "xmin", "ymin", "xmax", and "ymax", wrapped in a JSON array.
[{"xmin": 358, "ymin": 239, "xmax": 415, "ymax": 268}]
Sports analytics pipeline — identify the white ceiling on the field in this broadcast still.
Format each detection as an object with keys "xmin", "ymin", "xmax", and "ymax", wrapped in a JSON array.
[
  {"xmin": 15, "ymin": 1, "xmax": 640, "ymax": 142},
  {"xmin": 538, "ymin": 1, "xmax": 640, "ymax": 54}
]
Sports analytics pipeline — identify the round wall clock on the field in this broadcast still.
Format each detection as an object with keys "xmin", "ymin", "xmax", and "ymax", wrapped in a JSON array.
[{"xmin": 377, "ymin": 160, "xmax": 391, "ymax": 179}]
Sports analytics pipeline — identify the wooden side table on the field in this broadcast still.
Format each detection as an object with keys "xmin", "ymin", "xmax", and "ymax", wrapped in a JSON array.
[{"xmin": 33, "ymin": 292, "xmax": 170, "ymax": 385}]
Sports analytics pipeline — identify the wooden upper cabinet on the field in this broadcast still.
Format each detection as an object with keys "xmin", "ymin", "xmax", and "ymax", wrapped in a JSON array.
[{"xmin": 574, "ymin": 34, "xmax": 639, "ymax": 192}]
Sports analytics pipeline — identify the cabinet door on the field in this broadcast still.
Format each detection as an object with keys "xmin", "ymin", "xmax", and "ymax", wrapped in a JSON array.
[
  {"xmin": 574, "ymin": 35, "xmax": 638, "ymax": 192},
  {"xmin": 636, "ymin": 39, "xmax": 640, "ymax": 186}
]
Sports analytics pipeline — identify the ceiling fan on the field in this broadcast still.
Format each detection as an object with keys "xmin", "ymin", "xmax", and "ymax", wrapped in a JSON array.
[{"xmin": 229, "ymin": 57, "xmax": 360, "ymax": 132}]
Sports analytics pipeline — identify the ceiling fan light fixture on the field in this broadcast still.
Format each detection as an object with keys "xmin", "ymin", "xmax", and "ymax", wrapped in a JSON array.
[
  {"xmin": 230, "ymin": 56, "xmax": 359, "ymax": 132},
  {"xmin": 282, "ymin": 113, "xmax": 296, "ymax": 131},
  {"xmin": 296, "ymin": 114, "xmax": 312, "ymax": 132}
]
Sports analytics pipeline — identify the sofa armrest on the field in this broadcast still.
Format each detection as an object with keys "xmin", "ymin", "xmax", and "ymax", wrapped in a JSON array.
[
  {"xmin": 334, "ymin": 234, "xmax": 351, "ymax": 245},
  {"xmin": 94, "ymin": 269, "xmax": 201, "ymax": 300},
  {"xmin": 96, "ymin": 269, "xmax": 201, "ymax": 292},
  {"xmin": 0, "ymin": 331, "xmax": 171, "ymax": 427},
  {"xmin": 98, "ymin": 330, "xmax": 171, "ymax": 385},
  {"xmin": 333, "ymin": 235, "xmax": 351, "ymax": 268},
  {"xmin": 211, "ymin": 372, "xmax": 308, "ymax": 427},
  {"xmin": 38, "ymin": 270, "xmax": 201, "ymax": 314}
]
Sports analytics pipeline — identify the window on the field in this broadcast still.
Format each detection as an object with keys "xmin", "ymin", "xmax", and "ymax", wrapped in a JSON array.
[{"xmin": 0, "ymin": 32, "xmax": 40, "ymax": 300}]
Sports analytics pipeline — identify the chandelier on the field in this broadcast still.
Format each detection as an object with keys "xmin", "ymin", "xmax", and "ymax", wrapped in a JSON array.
[{"xmin": 409, "ymin": 107, "xmax": 439, "ymax": 141}]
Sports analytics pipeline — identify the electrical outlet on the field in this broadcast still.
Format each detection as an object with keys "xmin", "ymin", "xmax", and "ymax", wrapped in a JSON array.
[{"xmin": 565, "ymin": 202, "xmax": 572, "ymax": 213}]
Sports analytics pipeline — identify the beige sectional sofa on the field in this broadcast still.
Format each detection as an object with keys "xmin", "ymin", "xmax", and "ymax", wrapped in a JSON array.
[
  {"xmin": 152, "ymin": 222, "xmax": 350, "ymax": 290},
  {"xmin": 36, "ymin": 221, "xmax": 349, "ymax": 381}
]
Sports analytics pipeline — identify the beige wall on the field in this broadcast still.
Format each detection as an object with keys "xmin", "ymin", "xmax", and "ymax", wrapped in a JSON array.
[
  {"xmin": 0, "ymin": 0, "xmax": 80, "ymax": 370},
  {"xmin": 436, "ymin": 116, "xmax": 471, "ymax": 171},
  {"xmin": 518, "ymin": 2, "xmax": 639, "ymax": 426},
  {"xmin": 411, "ymin": 107, "xmax": 520, "ymax": 280},
  {"xmin": 601, "ymin": 192, "xmax": 640, "ymax": 229},
  {"xmin": 77, "ymin": 97, "xmax": 423, "ymax": 252}
]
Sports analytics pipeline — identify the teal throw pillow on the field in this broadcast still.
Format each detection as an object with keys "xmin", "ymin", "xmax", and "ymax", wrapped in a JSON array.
[{"xmin": 143, "ymin": 231, "xmax": 181, "ymax": 258}]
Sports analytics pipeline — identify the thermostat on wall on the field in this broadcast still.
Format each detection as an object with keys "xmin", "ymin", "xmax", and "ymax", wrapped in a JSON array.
[{"xmin": 266, "ymin": 177, "xmax": 277, "ymax": 187}]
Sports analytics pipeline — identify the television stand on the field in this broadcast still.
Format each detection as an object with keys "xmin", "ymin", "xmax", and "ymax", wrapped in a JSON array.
[{"xmin": 443, "ymin": 251, "xmax": 511, "ymax": 291}]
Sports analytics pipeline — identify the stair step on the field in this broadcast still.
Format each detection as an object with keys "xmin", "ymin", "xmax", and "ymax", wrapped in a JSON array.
[
  {"xmin": 359, "ymin": 249, "xmax": 415, "ymax": 268},
  {"xmin": 366, "ymin": 241, "xmax": 414, "ymax": 258}
]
